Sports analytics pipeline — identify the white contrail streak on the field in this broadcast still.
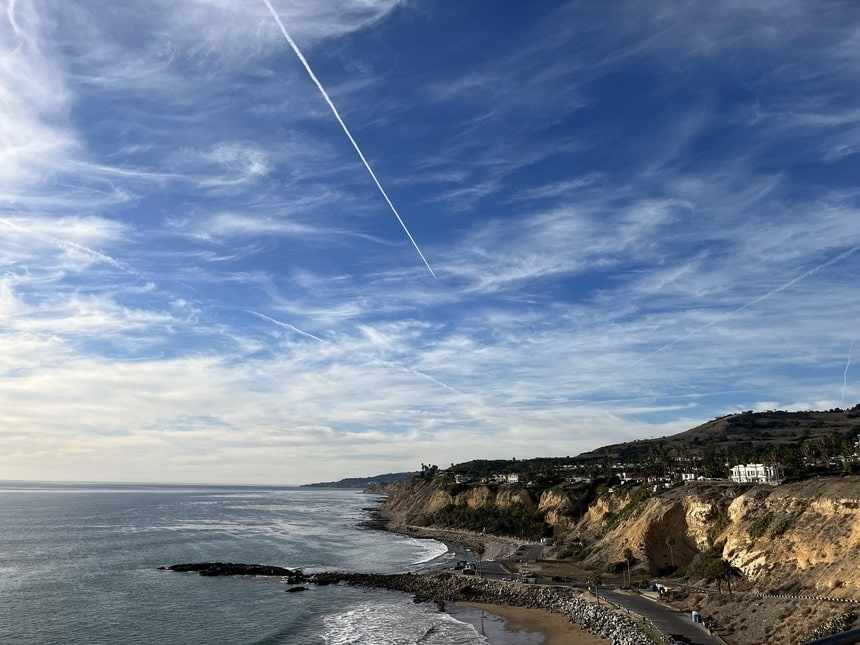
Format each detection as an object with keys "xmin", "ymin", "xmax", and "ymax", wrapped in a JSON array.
[
  {"xmin": 249, "ymin": 310, "xmax": 465, "ymax": 395},
  {"xmin": 248, "ymin": 310, "xmax": 325, "ymax": 343},
  {"xmin": 1, "ymin": 218, "xmax": 140, "ymax": 276},
  {"xmin": 841, "ymin": 332, "xmax": 857, "ymax": 407},
  {"xmin": 617, "ymin": 244, "xmax": 860, "ymax": 375},
  {"xmin": 7, "ymin": 0, "xmax": 20, "ymax": 35},
  {"xmin": 260, "ymin": 0, "xmax": 436, "ymax": 278}
]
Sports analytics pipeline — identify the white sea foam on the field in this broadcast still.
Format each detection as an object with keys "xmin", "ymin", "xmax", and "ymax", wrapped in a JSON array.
[
  {"xmin": 410, "ymin": 537, "xmax": 450, "ymax": 565},
  {"xmin": 322, "ymin": 597, "xmax": 488, "ymax": 645}
]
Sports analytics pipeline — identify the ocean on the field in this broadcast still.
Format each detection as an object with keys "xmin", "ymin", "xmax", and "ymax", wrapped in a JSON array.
[{"xmin": 0, "ymin": 483, "xmax": 538, "ymax": 644}]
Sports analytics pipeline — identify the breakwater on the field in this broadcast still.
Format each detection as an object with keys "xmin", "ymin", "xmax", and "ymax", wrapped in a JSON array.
[{"xmin": 162, "ymin": 563, "xmax": 657, "ymax": 644}]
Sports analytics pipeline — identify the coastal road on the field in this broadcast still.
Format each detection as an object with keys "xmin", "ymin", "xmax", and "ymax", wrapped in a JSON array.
[
  {"xmin": 476, "ymin": 554, "xmax": 721, "ymax": 644},
  {"xmin": 602, "ymin": 589, "xmax": 723, "ymax": 645}
]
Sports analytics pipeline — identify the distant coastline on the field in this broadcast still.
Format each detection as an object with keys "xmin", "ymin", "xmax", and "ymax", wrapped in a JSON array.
[{"xmin": 300, "ymin": 471, "xmax": 417, "ymax": 489}]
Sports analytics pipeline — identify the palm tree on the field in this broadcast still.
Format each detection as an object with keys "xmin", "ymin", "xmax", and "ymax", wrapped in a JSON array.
[
  {"xmin": 665, "ymin": 535, "xmax": 675, "ymax": 570},
  {"xmin": 721, "ymin": 561, "xmax": 743, "ymax": 596},
  {"xmin": 704, "ymin": 558, "xmax": 743, "ymax": 596},
  {"xmin": 588, "ymin": 571, "xmax": 603, "ymax": 604},
  {"xmin": 622, "ymin": 547, "xmax": 634, "ymax": 587},
  {"xmin": 474, "ymin": 541, "xmax": 486, "ymax": 578}
]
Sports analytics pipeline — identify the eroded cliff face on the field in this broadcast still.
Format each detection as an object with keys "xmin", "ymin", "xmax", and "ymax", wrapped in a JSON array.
[
  {"xmin": 378, "ymin": 476, "xmax": 536, "ymax": 526},
  {"xmin": 377, "ymin": 474, "xmax": 860, "ymax": 599},
  {"xmin": 555, "ymin": 483, "xmax": 726, "ymax": 572},
  {"xmin": 720, "ymin": 478, "xmax": 860, "ymax": 597},
  {"xmin": 537, "ymin": 488, "xmax": 580, "ymax": 531}
]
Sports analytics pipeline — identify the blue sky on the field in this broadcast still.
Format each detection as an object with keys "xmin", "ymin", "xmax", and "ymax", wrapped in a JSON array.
[{"xmin": 3, "ymin": 0, "xmax": 860, "ymax": 485}]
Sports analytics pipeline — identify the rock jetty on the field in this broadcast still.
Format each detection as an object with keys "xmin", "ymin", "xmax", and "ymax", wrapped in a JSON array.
[
  {"xmin": 162, "ymin": 563, "xmax": 655, "ymax": 644},
  {"xmin": 159, "ymin": 562, "xmax": 306, "ymax": 583}
]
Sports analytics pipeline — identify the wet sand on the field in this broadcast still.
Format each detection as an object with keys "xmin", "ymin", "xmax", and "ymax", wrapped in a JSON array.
[{"xmin": 456, "ymin": 602, "xmax": 610, "ymax": 645}]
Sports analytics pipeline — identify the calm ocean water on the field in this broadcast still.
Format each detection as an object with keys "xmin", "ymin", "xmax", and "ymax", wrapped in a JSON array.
[{"xmin": 0, "ymin": 483, "xmax": 526, "ymax": 645}]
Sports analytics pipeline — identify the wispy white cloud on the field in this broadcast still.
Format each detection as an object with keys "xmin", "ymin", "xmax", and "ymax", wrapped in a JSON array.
[{"xmin": 2, "ymin": 1, "xmax": 860, "ymax": 484}]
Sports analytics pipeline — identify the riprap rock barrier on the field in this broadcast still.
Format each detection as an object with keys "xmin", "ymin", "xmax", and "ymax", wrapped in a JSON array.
[{"xmin": 161, "ymin": 563, "xmax": 656, "ymax": 645}]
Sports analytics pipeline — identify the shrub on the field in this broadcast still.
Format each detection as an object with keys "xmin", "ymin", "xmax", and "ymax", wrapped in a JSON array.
[
  {"xmin": 768, "ymin": 517, "xmax": 791, "ymax": 539},
  {"xmin": 754, "ymin": 488, "xmax": 772, "ymax": 501},
  {"xmin": 603, "ymin": 485, "xmax": 650, "ymax": 532},
  {"xmin": 748, "ymin": 512, "xmax": 773, "ymax": 539},
  {"xmin": 430, "ymin": 502, "xmax": 550, "ymax": 540},
  {"xmin": 557, "ymin": 546, "xmax": 596, "ymax": 561}
]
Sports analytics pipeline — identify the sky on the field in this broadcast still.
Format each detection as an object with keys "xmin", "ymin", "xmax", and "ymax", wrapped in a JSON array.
[{"xmin": 3, "ymin": 0, "xmax": 860, "ymax": 485}]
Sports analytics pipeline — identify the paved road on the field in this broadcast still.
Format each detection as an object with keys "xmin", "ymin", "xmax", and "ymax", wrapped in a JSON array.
[
  {"xmin": 602, "ymin": 589, "xmax": 723, "ymax": 645},
  {"xmin": 472, "ymin": 544, "xmax": 722, "ymax": 644}
]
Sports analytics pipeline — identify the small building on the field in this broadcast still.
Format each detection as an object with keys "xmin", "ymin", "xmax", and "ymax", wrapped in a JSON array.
[
  {"xmin": 730, "ymin": 463, "xmax": 784, "ymax": 485},
  {"xmin": 617, "ymin": 471, "xmax": 644, "ymax": 484}
]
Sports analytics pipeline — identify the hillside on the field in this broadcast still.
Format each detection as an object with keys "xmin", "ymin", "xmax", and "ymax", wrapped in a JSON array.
[
  {"xmin": 397, "ymin": 408, "xmax": 860, "ymax": 483},
  {"xmin": 575, "ymin": 408, "xmax": 860, "ymax": 465}
]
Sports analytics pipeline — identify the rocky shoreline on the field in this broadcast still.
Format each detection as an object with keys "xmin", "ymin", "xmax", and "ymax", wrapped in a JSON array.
[{"xmin": 161, "ymin": 563, "xmax": 656, "ymax": 644}]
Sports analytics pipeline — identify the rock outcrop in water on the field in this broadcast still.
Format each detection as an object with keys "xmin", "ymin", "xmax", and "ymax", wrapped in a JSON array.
[{"xmin": 159, "ymin": 562, "xmax": 306, "ymax": 583}]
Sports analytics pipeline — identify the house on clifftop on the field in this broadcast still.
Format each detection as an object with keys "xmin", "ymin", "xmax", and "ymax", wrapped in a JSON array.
[{"xmin": 730, "ymin": 463, "xmax": 784, "ymax": 485}]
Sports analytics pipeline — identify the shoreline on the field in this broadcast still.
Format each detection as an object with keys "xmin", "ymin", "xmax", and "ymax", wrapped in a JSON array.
[
  {"xmin": 386, "ymin": 522, "xmax": 522, "ymax": 562},
  {"xmin": 309, "ymin": 570, "xmax": 654, "ymax": 644},
  {"xmin": 375, "ymin": 525, "xmax": 646, "ymax": 644},
  {"xmin": 404, "ymin": 530, "xmax": 611, "ymax": 644},
  {"xmin": 455, "ymin": 601, "xmax": 611, "ymax": 645}
]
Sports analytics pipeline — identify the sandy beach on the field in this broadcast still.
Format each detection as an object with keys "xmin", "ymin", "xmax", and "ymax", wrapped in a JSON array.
[
  {"xmin": 381, "ymin": 523, "xmax": 628, "ymax": 644},
  {"xmin": 457, "ymin": 602, "xmax": 611, "ymax": 645}
]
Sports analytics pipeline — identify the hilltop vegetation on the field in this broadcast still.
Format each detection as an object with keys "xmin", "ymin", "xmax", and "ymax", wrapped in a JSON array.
[{"xmin": 431, "ymin": 406, "xmax": 860, "ymax": 482}]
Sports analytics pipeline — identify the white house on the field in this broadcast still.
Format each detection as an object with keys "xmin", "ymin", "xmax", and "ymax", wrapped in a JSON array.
[{"xmin": 730, "ymin": 463, "xmax": 784, "ymax": 485}]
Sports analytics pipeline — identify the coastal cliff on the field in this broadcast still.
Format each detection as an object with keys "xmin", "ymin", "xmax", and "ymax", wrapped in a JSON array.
[
  {"xmin": 376, "ymin": 473, "xmax": 860, "ymax": 643},
  {"xmin": 378, "ymin": 475, "xmax": 860, "ymax": 592}
]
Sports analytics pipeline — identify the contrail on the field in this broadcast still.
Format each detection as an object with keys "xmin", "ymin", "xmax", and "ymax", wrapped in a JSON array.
[
  {"xmin": 248, "ymin": 310, "xmax": 324, "ymax": 343},
  {"xmin": 1, "ymin": 218, "xmax": 139, "ymax": 276},
  {"xmin": 7, "ymin": 0, "xmax": 20, "ymax": 35},
  {"xmin": 260, "ymin": 0, "xmax": 436, "ymax": 278},
  {"xmin": 249, "ymin": 310, "xmax": 464, "ymax": 395},
  {"xmin": 617, "ymin": 244, "xmax": 860, "ymax": 375},
  {"xmin": 380, "ymin": 360, "xmax": 466, "ymax": 396},
  {"xmin": 841, "ymin": 331, "xmax": 858, "ymax": 407}
]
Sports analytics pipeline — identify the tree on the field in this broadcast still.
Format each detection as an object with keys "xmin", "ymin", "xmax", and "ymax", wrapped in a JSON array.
[
  {"xmin": 622, "ymin": 547, "xmax": 634, "ymax": 586},
  {"xmin": 587, "ymin": 570, "xmax": 603, "ymax": 604},
  {"xmin": 801, "ymin": 440, "xmax": 820, "ymax": 467},
  {"xmin": 703, "ymin": 558, "xmax": 743, "ymax": 596},
  {"xmin": 720, "ymin": 560, "xmax": 743, "ymax": 596},
  {"xmin": 474, "ymin": 541, "xmax": 486, "ymax": 578},
  {"xmin": 665, "ymin": 535, "xmax": 675, "ymax": 570},
  {"xmin": 701, "ymin": 441, "xmax": 728, "ymax": 478}
]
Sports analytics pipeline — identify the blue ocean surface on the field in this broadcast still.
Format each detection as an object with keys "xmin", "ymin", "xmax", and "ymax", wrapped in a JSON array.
[{"xmin": 0, "ymin": 483, "xmax": 524, "ymax": 644}]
